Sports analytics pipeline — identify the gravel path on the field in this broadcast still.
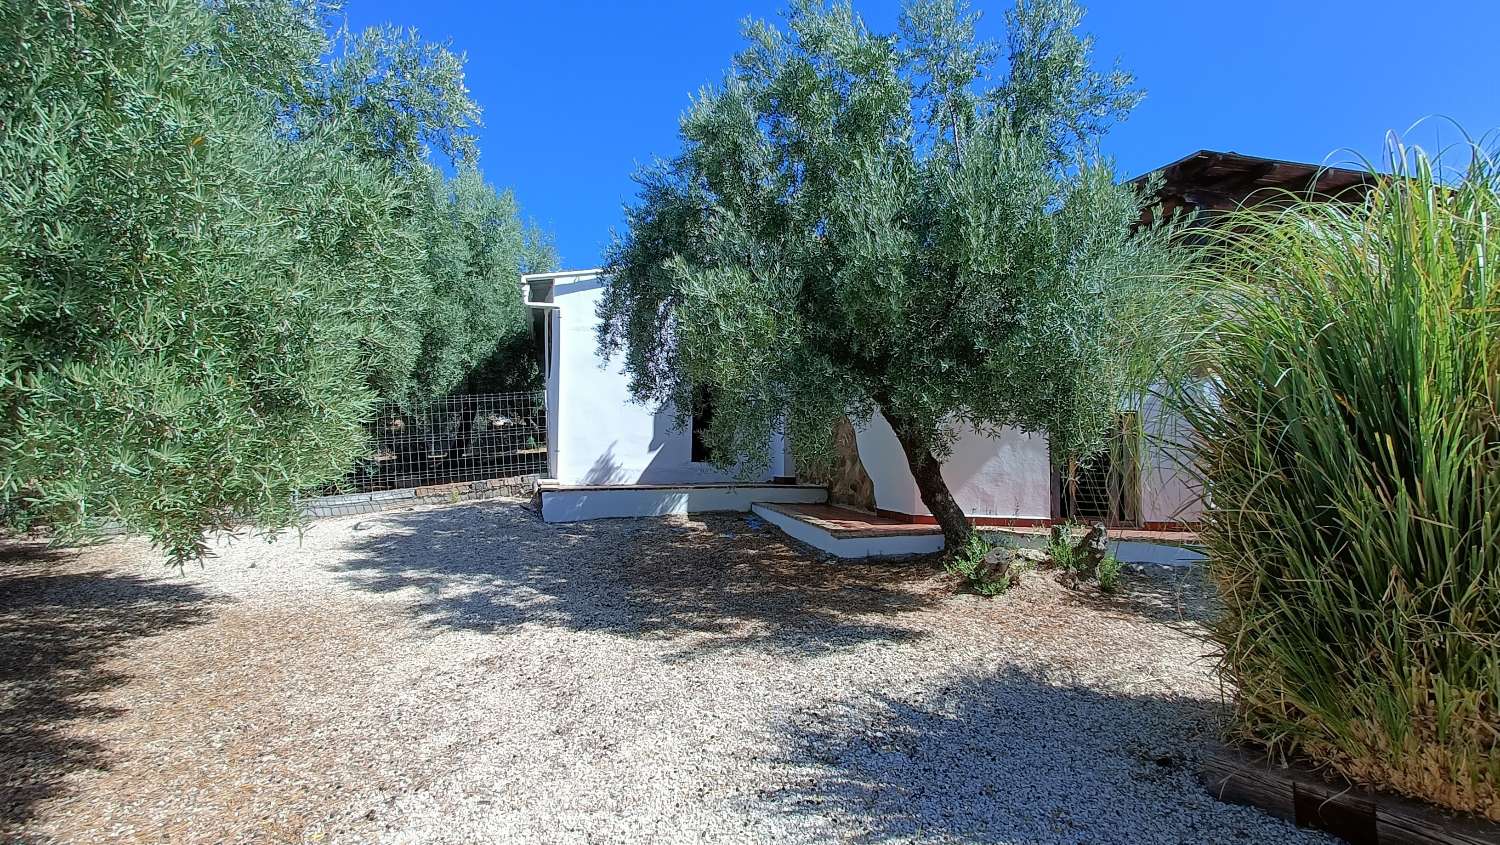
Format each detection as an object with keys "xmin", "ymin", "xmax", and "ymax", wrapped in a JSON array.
[{"xmin": 1, "ymin": 499, "xmax": 1334, "ymax": 844}]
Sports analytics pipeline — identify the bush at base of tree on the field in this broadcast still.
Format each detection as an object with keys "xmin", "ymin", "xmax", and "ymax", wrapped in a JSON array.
[{"xmin": 1171, "ymin": 143, "xmax": 1499, "ymax": 821}]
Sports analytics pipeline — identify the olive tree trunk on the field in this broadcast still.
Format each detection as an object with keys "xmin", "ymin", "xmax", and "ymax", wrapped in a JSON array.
[{"xmin": 887, "ymin": 415, "xmax": 973, "ymax": 552}]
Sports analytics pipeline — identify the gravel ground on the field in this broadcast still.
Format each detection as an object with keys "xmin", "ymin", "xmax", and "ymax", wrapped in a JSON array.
[{"xmin": 0, "ymin": 499, "xmax": 1335, "ymax": 845}]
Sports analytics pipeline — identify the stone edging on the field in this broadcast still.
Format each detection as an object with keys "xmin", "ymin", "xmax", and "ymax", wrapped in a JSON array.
[{"xmin": 299, "ymin": 475, "xmax": 539, "ymax": 519}]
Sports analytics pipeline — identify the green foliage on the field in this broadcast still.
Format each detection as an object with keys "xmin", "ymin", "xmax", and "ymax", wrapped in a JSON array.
[
  {"xmin": 205, "ymin": 0, "xmax": 331, "ymax": 108},
  {"xmin": 404, "ymin": 168, "xmax": 554, "ymax": 403},
  {"xmin": 597, "ymin": 0, "xmax": 1183, "ymax": 544},
  {"xmin": 452, "ymin": 331, "xmax": 544, "ymax": 395},
  {"xmin": 1167, "ymin": 141, "xmax": 1499, "ymax": 820},
  {"xmin": 202, "ymin": 0, "xmax": 555, "ymax": 405},
  {"xmin": 0, "ymin": 0, "xmax": 548, "ymax": 563},
  {"xmin": 1094, "ymin": 554, "xmax": 1119, "ymax": 593},
  {"xmin": 1045, "ymin": 522, "xmax": 1080, "ymax": 572},
  {"xmin": 315, "ymin": 23, "xmax": 482, "ymax": 174},
  {"xmin": 993, "ymin": 0, "xmax": 1142, "ymax": 161},
  {"xmin": 944, "ymin": 532, "xmax": 1020, "ymax": 596}
]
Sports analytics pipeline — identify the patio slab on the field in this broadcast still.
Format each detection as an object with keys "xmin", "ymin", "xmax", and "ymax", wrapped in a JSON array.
[{"xmin": 753, "ymin": 502, "xmax": 1205, "ymax": 565}]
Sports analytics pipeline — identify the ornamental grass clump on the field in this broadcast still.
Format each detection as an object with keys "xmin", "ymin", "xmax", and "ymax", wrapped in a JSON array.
[{"xmin": 1171, "ymin": 141, "xmax": 1499, "ymax": 820}]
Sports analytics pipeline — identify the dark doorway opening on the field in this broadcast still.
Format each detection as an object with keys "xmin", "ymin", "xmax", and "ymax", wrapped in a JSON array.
[{"xmin": 690, "ymin": 387, "xmax": 715, "ymax": 464}]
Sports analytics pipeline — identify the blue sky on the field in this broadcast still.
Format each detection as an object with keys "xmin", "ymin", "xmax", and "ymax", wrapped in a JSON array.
[{"xmin": 345, "ymin": 1, "xmax": 1500, "ymax": 270}]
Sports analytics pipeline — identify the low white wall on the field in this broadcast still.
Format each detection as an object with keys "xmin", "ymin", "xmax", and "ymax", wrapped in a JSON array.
[
  {"xmin": 988, "ymin": 528, "xmax": 1205, "ymax": 566},
  {"xmin": 750, "ymin": 504, "xmax": 1198, "ymax": 564},
  {"xmin": 750, "ymin": 504, "xmax": 945, "ymax": 559},
  {"xmin": 1110, "ymin": 540, "xmax": 1204, "ymax": 566},
  {"xmin": 548, "ymin": 273, "xmax": 775, "ymax": 487},
  {"xmin": 541, "ymin": 484, "xmax": 826, "ymax": 523},
  {"xmin": 853, "ymin": 414, "xmax": 1052, "ymax": 521}
]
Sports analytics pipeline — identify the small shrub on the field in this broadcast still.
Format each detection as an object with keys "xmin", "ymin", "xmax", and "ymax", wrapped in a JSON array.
[
  {"xmin": 1046, "ymin": 522, "xmax": 1081, "ymax": 572},
  {"xmin": 1047, "ymin": 522, "xmax": 1121, "ymax": 592},
  {"xmin": 1095, "ymin": 555, "xmax": 1122, "ymax": 593},
  {"xmin": 944, "ymin": 532, "xmax": 990, "ymax": 585},
  {"xmin": 946, "ymin": 533, "xmax": 1020, "ymax": 596}
]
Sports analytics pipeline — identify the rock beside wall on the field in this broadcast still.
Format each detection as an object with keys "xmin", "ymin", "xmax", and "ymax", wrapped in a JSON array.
[{"xmin": 800, "ymin": 416, "xmax": 876, "ymax": 511}]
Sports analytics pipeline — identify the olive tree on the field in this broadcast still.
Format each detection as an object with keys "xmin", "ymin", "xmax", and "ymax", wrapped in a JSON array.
[
  {"xmin": 598, "ymin": 0, "xmax": 1180, "ymax": 549},
  {"xmin": 407, "ymin": 167, "xmax": 556, "ymax": 402},
  {"xmin": 305, "ymin": 18, "xmax": 557, "ymax": 403},
  {"xmin": 0, "ymin": 0, "xmax": 548, "ymax": 562}
]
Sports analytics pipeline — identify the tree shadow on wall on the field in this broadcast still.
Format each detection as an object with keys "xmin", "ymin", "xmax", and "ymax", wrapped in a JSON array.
[
  {"xmin": 0, "ymin": 543, "xmax": 217, "ymax": 834},
  {"xmin": 332, "ymin": 503, "xmax": 945, "ymax": 660}
]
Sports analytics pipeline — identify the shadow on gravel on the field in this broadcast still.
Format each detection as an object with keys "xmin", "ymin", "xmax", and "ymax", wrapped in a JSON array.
[
  {"xmin": 0, "ymin": 544, "xmax": 216, "ymax": 831},
  {"xmin": 761, "ymin": 664, "xmax": 1319, "ymax": 845},
  {"xmin": 334, "ymin": 503, "xmax": 941, "ymax": 658},
  {"xmin": 1059, "ymin": 565, "xmax": 1218, "ymax": 631}
]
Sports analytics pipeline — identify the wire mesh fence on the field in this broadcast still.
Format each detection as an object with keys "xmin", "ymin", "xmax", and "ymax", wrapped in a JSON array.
[
  {"xmin": 329, "ymin": 391, "xmax": 548, "ymax": 494},
  {"xmin": 1058, "ymin": 461, "xmax": 1135, "ymax": 526}
]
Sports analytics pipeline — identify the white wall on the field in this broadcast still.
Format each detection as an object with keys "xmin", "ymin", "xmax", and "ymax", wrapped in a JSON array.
[
  {"xmin": 1137, "ymin": 392, "xmax": 1204, "ymax": 524},
  {"xmin": 851, "ymin": 413, "xmax": 921, "ymax": 514},
  {"xmin": 942, "ymin": 425, "xmax": 1053, "ymax": 520},
  {"xmin": 542, "ymin": 272, "xmax": 774, "ymax": 487},
  {"xmin": 855, "ymin": 404, "xmax": 1203, "ymax": 525},
  {"xmin": 544, "ymin": 306, "xmax": 560, "ymax": 479},
  {"xmin": 853, "ymin": 414, "xmax": 1053, "ymax": 521}
]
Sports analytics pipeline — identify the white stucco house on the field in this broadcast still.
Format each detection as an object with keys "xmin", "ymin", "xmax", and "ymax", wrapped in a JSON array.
[
  {"xmin": 522, "ymin": 265, "xmax": 1198, "ymax": 560},
  {"xmin": 524, "ymin": 150, "xmax": 1372, "ymax": 556},
  {"xmin": 521, "ymin": 268, "xmax": 826, "ymax": 524}
]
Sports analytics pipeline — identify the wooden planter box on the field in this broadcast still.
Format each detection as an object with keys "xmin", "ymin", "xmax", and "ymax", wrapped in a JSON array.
[{"xmin": 1199, "ymin": 745, "xmax": 1498, "ymax": 844}]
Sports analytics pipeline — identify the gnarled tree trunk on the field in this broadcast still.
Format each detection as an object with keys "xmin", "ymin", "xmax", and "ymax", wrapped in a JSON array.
[{"xmin": 887, "ymin": 415, "xmax": 973, "ymax": 552}]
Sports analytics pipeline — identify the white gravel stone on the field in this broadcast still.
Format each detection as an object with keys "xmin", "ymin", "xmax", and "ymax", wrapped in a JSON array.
[{"xmin": 0, "ymin": 499, "xmax": 1335, "ymax": 844}]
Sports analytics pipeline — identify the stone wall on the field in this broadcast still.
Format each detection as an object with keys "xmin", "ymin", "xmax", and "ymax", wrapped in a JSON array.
[
  {"xmin": 798, "ymin": 416, "xmax": 876, "ymax": 511},
  {"xmin": 299, "ymin": 475, "xmax": 538, "ymax": 519}
]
